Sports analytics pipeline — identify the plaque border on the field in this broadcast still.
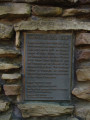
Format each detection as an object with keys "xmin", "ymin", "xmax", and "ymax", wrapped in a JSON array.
[{"xmin": 21, "ymin": 31, "xmax": 74, "ymax": 101}]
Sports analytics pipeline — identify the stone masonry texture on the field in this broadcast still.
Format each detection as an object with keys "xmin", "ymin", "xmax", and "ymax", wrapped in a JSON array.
[{"xmin": 0, "ymin": 0, "xmax": 90, "ymax": 120}]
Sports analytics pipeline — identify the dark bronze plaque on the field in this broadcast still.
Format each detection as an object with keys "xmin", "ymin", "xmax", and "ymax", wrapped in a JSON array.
[{"xmin": 23, "ymin": 33, "xmax": 73, "ymax": 100}]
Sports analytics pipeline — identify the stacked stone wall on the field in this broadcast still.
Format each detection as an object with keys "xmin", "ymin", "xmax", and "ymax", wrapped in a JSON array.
[{"xmin": 0, "ymin": 0, "xmax": 90, "ymax": 120}]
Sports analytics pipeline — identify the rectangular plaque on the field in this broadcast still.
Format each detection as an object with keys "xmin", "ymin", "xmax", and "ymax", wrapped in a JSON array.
[{"xmin": 23, "ymin": 33, "xmax": 73, "ymax": 100}]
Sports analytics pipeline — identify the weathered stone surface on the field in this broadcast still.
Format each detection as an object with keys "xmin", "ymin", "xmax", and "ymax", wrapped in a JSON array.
[
  {"xmin": 4, "ymin": 85, "xmax": 21, "ymax": 95},
  {"xmin": 77, "ymin": 49, "xmax": 90, "ymax": 61},
  {"xmin": 0, "ymin": 62, "xmax": 20, "ymax": 71},
  {"xmin": 18, "ymin": 102, "xmax": 74, "ymax": 118},
  {"xmin": 0, "ymin": 23, "xmax": 13, "ymax": 39},
  {"xmin": 72, "ymin": 83, "xmax": 90, "ymax": 101},
  {"xmin": 14, "ymin": 18, "xmax": 90, "ymax": 31},
  {"xmin": 0, "ymin": 111, "xmax": 12, "ymax": 120},
  {"xmin": 76, "ymin": 33, "xmax": 90, "ymax": 46},
  {"xmin": 0, "ymin": 3, "xmax": 31, "ymax": 18},
  {"xmin": 63, "ymin": 8, "xmax": 90, "ymax": 16},
  {"xmin": 76, "ymin": 69, "xmax": 90, "ymax": 81},
  {"xmin": 75, "ymin": 103, "xmax": 90, "ymax": 120},
  {"xmin": 17, "ymin": 95, "xmax": 22, "ymax": 102},
  {"xmin": 1, "ymin": 73, "xmax": 21, "ymax": 80},
  {"xmin": 1, "ymin": 73, "xmax": 21, "ymax": 83},
  {"xmin": 0, "ymin": 48, "xmax": 21, "ymax": 57},
  {"xmin": 0, "ymin": 100, "xmax": 10, "ymax": 112},
  {"xmin": 15, "ymin": 31, "xmax": 20, "ymax": 47},
  {"xmin": 32, "ymin": 6, "xmax": 62, "ymax": 16}
]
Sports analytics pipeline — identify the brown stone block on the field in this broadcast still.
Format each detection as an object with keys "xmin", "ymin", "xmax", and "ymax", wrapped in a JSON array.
[
  {"xmin": 4, "ymin": 85, "xmax": 21, "ymax": 95},
  {"xmin": 2, "ymin": 73, "xmax": 21, "ymax": 80},
  {"xmin": 0, "ymin": 3, "xmax": 31, "ymax": 18},
  {"xmin": 18, "ymin": 102, "xmax": 74, "ymax": 118},
  {"xmin": 32, "ymin": 5, "xmax": 62, "ymax": 17},
  {"xmin": 63, "ymin": 8, "xmax": 90, "ymax": 17},
  {"xmin": 77, "ymin": 49, "xmax": 90, "ymax": 61},
  {"xmin": 0, "ymin": 100, "xmax": 10, "ymax": 112},
  {"xmin": 72, "ymin": 83, "xmax": 90, "ymax": 101},
  {"xmin": 0, "ymin": 62, "xmax": 20, "ymax": 71},
  {"xmin": 14, "ymin": 18, "xmax": 90, "ymax": 31},
  {"xmin": 76, "ymin": 69, "xmax": 90, "ymax": 81},
  {"xmin": 0, "ymin": 48, "xmax": 21, "ymax": 58},
  {"xmin": 1, "ymin": 73, "xmax": 21, "ymax": 83},
  {"xmin": 76, "ymin": 33, "xmax": 90, "ymax": 46}
]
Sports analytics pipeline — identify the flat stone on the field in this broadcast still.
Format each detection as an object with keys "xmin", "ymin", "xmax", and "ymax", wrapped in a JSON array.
[
  {"xmin": 75, "ymin": 103, "xmax": 90, "ymax": 120},
  {"xmin": 0, "ymin": 100, "xmax": 10, "ymax": 112},
  {"xmin": 32, "ymin": 5, "xmax": 62, "ymax": 16},
  {"xmin": 63, "ymin": 8, "xmax": 90, "ymax": 16},
  {"xmin": 14, "ymin": 17, "xmax": 90, "ymax": 31},
  {"xmin": 1, "ymin": 73, "xmax": 21, "ymax": 83},
  {"xmin": 0, "ymin": 23, "xmax": 13, "ymax": 39},
  {"xmin": 77, "ymin": 49, "xmax": 90, "ymax": 61},
  {"xmin": 1, "ymin": 73, "xmax": 21, "ymax": 80},
  {"xmin": 4, "ymin": 84, "xmax": 21, "ymax": 95},
  {"xmin": 0, "ymin": 111, "xmax": 12, "ymax": 120},
  {"xmin": 76, "ymin": 33, "xmax": 90, "ymax": 46},
  {"xmin": 18, "ymin": 102, "xmax": 74, "ymax": 118},
  {"xmin": 0, "ymin": 62, "xmax": 20, "ymax": 71},
  {"xmin": 0, "ymin": 48, "xmax": 21, "ymax": 57},
  {"xmin": 76, "ymin": 69, "xmax": 90, "ymax": 81},
  {"xmin": 15, "ymin": 31, "xmax": 20, "ymax": 47},
  {"xmin": 72, "ymin": 83, "xmax": 90, "ymax": 101},
  {"xmin": 0, "ymin": 3, "xmax": 31, "ymax": 18}
]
